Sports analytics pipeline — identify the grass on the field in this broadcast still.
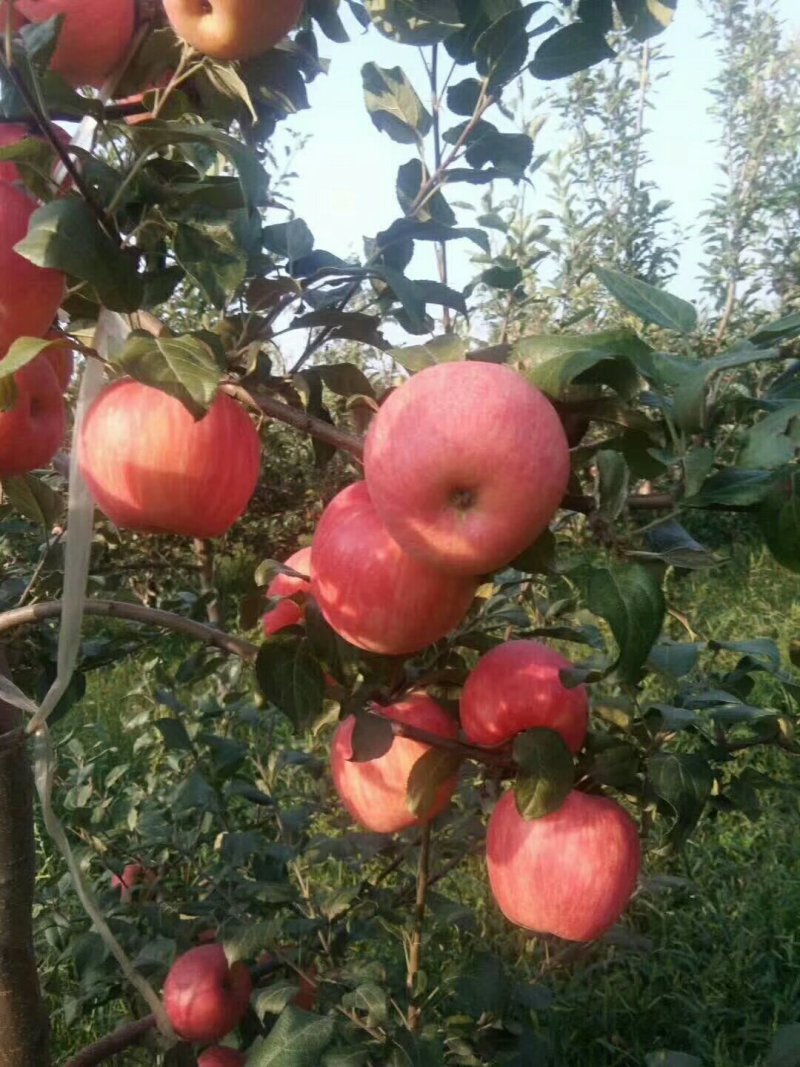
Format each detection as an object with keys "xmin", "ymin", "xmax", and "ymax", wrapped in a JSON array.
[{"xmin": 39, "ymin": 534, "xmax": 800, "ymax": 1066}]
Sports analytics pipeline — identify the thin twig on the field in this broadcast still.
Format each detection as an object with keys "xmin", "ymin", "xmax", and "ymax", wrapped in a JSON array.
[
  {"xmin": 0, "ymin": 600, "xmax": 258, "ymax": 662},
  {"xmin": 406, "ymin": 822, "xmax": 432, "ymax": 1032},
  {"xmin": 63, "ymin": 1016, "xmax": 156, "ymax": 1067}
]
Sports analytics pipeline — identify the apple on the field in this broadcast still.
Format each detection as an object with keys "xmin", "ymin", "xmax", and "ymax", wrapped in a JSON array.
[
  {"xmin": 0, "ymin": 356, "xmax": 65, "ymax": 479},
  {"xmin": 460, "ymin": 640, "xmax": 588, "ymax": 752},
  {"xmin": 110, "ymin": 862, "xmax": 158, "ymax": 904},
  {"xmin": 9, "ymin": 0, "xmax": 136, "ymax": 88},
  {"xmin": 163, "ymin": 944, "xmax": 252, "ymax": 1044},
  {"xmin": 364, "ymin": 361, "xmax": 570, "ymax": 576},
  {"xmin": 163, "ymin": 0, "xmax": 304, "ymax": 62},
  {"xmin": 0, "ymin": 182, "xmax": 65, "ymax": 359},
  {"xmin": 79, "ymin": 381, "xmax": 261, "ymax": 539},
  {"xmin": 197, "ymin": 1049, "xmax": 246, "ymax": 1067},
  {"xmin": 310, "ymin": 482, "xmax": 477, "ymax": 655},
  {"xmin": 486, "ymin": 789, "xmax": 641, "ymax": 941},
  {"xmin": 262, "ymin": 547, "xmax": 312, "ymax": 635},
  {"xmin": 331, "ymin": 694, "xmax": 459, "ymax": 833}
]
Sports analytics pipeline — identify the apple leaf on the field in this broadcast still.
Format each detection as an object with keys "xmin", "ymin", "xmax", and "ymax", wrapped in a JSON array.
[
  {"xmin": 406, "ymin": 747, "xmax": 462, "ymax": 818},
  {"xmin": 350, "ymin": 713, "xmax": 394, "ymax": 762},
  {"xmin": 364, "ymin": 0, "xmax": 462, "ymax": 46},
  {"xmin": 594, "ymin": 266, "xmax": 698, "ymax": 334},
  {"xmin": 597, "ymin": 450, "xmax": 630, "ymax": 521},
  {"xmin": 646, "ymin": 752, "xmax": 713, "ymax": 849},
  {"xmin": 255, "ymin": 637, "xmax": 326, "ymax": 733},
  {"xmin": 1, "ymin": 474, "xmax": 64, "ymax": 528},
  {"xmin": 362, "ymin": 62, "xmax": 432, "ymax": 144},
  {"xmin": 110, "ymin": 333, "xmax": 222, "ymax": 419},
  {"xmin": 512, "ymin": 728, "xmax": 574, "ymax": 820},
  {"xmin": 586, "ymin": 562, "xmax": 665, "ymax": 683},
  {"xmin": 16, "ymin": 199, "xmax": 143, "ymax": 313},
  {"xmin": 0, "ymin": 337, "xmax": 56, "ymax": 380},
  {"xmin": 510, "ymin": 529, "xmax": 556, "ymax": 575},
  {"xmin": 246, "ymin": 1005, "xmax": 335, "ymax": 1066}
]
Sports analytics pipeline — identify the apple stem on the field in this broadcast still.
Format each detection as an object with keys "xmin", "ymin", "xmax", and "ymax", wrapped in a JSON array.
[
  {"xmin": 406, "ymin": 822, "xmax": 432, "ymax": 1032},
  {"xmin": 375, "ymin": 710, "xmax": 512, "ymax": 768}
]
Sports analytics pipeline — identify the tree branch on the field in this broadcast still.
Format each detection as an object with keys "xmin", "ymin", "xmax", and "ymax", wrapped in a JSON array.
[
  {"xmin": 222, "ymin": 382, "xmax": 364, "ymax": 461},
  {"xmin": 0, "ymin": 600, "xmax": 258, "ymax": 662},
  {"xmin": 62, "ymin": 1016, "xmax": 155, "ymax": 1067}
]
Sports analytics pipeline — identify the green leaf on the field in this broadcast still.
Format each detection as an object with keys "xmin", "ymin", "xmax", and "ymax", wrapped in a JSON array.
[
  {"xmin": 447, "ymin": 77, "xmax": 482, "ymax": 116},
  {"xmin": 396, "ymin": 158, "xmax": 455, "ymax": 225},
  {"xmin": 174, "ymin": 224, "xmax": 247, "ymax": 309},
  {"xmin": 305, "ymin": 363, "xmax": 376, "ymax": 399},
  {"xmin": 647, "ymin": 642, "xmax": 704, "ymax": 678},
  {"xmin": 350, "ymin": 713, "xmax": 394, "ymax": 762},
  {"xmin": 378, "ymin": 217, "xmax": 490, "ymax": 254},
  {"xmin": 255, "ymin": 637, "xmax": 325, "ymax": 733},
  {"xmin": 480, "ymin": 262, "xmax": 523, "ymax": 290},
  {"xmin": 516, "ymin": 330, "xmax": 647, "ymax": 400},
  {"xmin": 587, "ymin": 563, "xmax": 665, "ymax": 682},
  {"xmin": 594, "ymin": 266, "xmax": 697, "ymax": 333},
  {"xmin": 173, "ymin": 770, "xmax": 219, "ymax": 814},
  {"xmin": 246, "ymin": 1005, "xmax": 335, "ymax": 1067},
  {"xmin": 373, "ymin": 266, "xmax": 428, "ymax": 332},
  {"xmin": 154, "ymin": 718, "xmax": 193, "ymax": 752},
  {"xmin": 510, "ymin": 528, "xmax": 556, "ymax": 575},
  {"xmin": 586, "ymin": 739, "xmax": 640, "ymax": 788},
  {"xmin": 390, "ymin": 334, "xmax": 467, "ymax": 372},
  {"xmin": 530, "ymin": 22, "xmax": 615, "ymax": 80},
  {"xmin": 362, "ymin": 62, "xmax": 432, "ymax": 144},
  {"xmin": 512, "ymin": 729, "xmax": 574, "ymax": 820},
  {"xmin": 127, "ymin": 121, "xmax": 269, "ymax": 210},
  {"xmin": 0, "ymin": 337, "xmax": 56, "ymax": 379},
  {"xmin": 684, "ymin": 469, "xmax": 779, "ymax": 508},
  {"xmin": 353, "ymin": 981, "xmax": 389, "ymax": 1025},
  {"xmin": 757, "ymin": 471, "xmax": 800, "ymax": 574},
  {"xmin": 597, "ymin": 450, "xmax": 630, "ymax": 521},
  {"xmin": 474, "ymin": 7, "xmax": 532, "ymax": 90},
  {"xmin": 616, "ymin": 0, "xmax": 677, "ymax": 40},
  {"xmin": 647, "ymin": 752, "xmax": 713, "ymax": 848},
  {"xmin": 16, "ymin": 199, "xmax": 143, "ymax": 313},
  {"xmin": 111, "ymin": 333, "xmax": 222, "ymax": 419},
  {"xmin": 1, "ymin": 473, "xmax": 64, "ymax": 527},
  {"xmin": 750, "ymin": 311, "xmax": 800, "ymax": 346},
  {"xmin": 765, "ymin": 1024, "xmax": 800, "ymax": 1067},
  {"xmin": 739, "ymin": 403, "xmax": 800, "ymax": 469},
  {"xmin": 406, "ymin": 747, "xmax": 461, "ymax": 818},
  {"xmin": 364, "ymin": 0, "xmax": 462, "ymax": 44},
  {"xmin": 263, "ymin": 219, "xmax": 315, "ymax": 263}
]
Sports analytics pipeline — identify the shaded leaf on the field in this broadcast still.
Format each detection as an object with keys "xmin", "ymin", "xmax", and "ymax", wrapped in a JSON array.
[
  {"xmin": 406, "ymin": 747, "xmax": 461, "ymax": 818},
  {"xmin": 647, "ymin": 752, "xmax": 713, "ymax": 848},
  {"xmin": 255, "ymin": 637, "xmax": 325, "ymax": 732},
  {"xmin": 1, "ymin": 473, "xmax": 63, "ymax": 527},
  {"xmin": 530, "ymin": 21, "xmax": 615, "ymax": 80},
  {"xmin": 362, "ymin": 62, "xmax": 432, "ymax": 143},
  {"xmin": 512, "ymin": 729, "xmax": 574, "ymax": 820},
  {"xmin": 587, "ymin": 563, "xmax": 665, "ymax": 682},
  {"xmin": 111, "ymin": 333, "xmax": 222, "ymax": 419}
]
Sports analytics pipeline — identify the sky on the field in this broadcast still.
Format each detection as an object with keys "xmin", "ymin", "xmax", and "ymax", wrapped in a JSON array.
[{"xmin": 270, "ymin": 0, "xmax": 799, "ymax": 318}]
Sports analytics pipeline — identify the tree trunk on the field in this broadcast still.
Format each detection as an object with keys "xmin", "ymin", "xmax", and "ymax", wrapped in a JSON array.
[{"xmin": 0, "ymin": 663, "xmax": 50, "ymax": 1066}]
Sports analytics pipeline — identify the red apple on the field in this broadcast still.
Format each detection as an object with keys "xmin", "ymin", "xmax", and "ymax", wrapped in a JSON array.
[
  {"xmin": 0, "ymin": 356, "xmax": 65, "ymax": 478},
  {"xmin": 486, "ymin": 789, "xmax": 640, "ymax": 941},
  {"xmin": 331, "ymin": 694, "xmax": 459, "ymax": 833},
  {"xmin": 197, "ymin": 1049, "xmax": 246, "ymax": 1067},
  {"xmin": 110, "ymin": 862, "xmax": 158, "ymax": 904},
  {"xmin": 163, "ymin": 0, "xmax": 304, "ymax": 61},
  {"xmin": 163, "ymin": 944, "xmax": 252, "ymax": 1044},
  {"xmin": 460, "ymin": 640, "xmax": 588, "ymax": 752},
  {"xmin": 262, "ymin": 547, "xmax": 312, "ymax": 635},
  {"xmin": 0, "ymin": 181, "xmax": 65, "ymax": 359},
  {"xmin": 79, "ymin": 381, "xmax": 261, "ymax": 538},
  {"xmin": 9, "ymin": 0, "xmax": 136, "ymax": 88},
  {"xmin": 311, "ymin": 482, "xmax": 476, "ymax": 655},
  {"xmin": 364, "ymin": 361, "xmax": 570, "ymax": 575}
]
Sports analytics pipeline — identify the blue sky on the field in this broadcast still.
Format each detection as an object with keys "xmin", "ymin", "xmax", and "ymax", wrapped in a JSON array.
[{"xmin": 276, "ymin": 1, "xmax": 798, "ymax": 317}]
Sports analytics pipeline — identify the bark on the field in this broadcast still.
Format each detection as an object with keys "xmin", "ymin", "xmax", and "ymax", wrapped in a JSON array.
[{"xmin": 0, "ymin": 658, "xmax": 50, "ymax": 1066}]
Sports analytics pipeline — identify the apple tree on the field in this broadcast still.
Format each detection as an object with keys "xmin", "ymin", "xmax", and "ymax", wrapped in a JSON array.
[{"xmin": 1, "ymin": 1, "xmax": 800, "ymax": 1065}]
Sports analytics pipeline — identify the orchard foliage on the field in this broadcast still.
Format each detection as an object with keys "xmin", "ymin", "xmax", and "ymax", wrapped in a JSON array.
[{"xmin": 2, "ymin": 0, "xmax": 800, "ymax": 1065}]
